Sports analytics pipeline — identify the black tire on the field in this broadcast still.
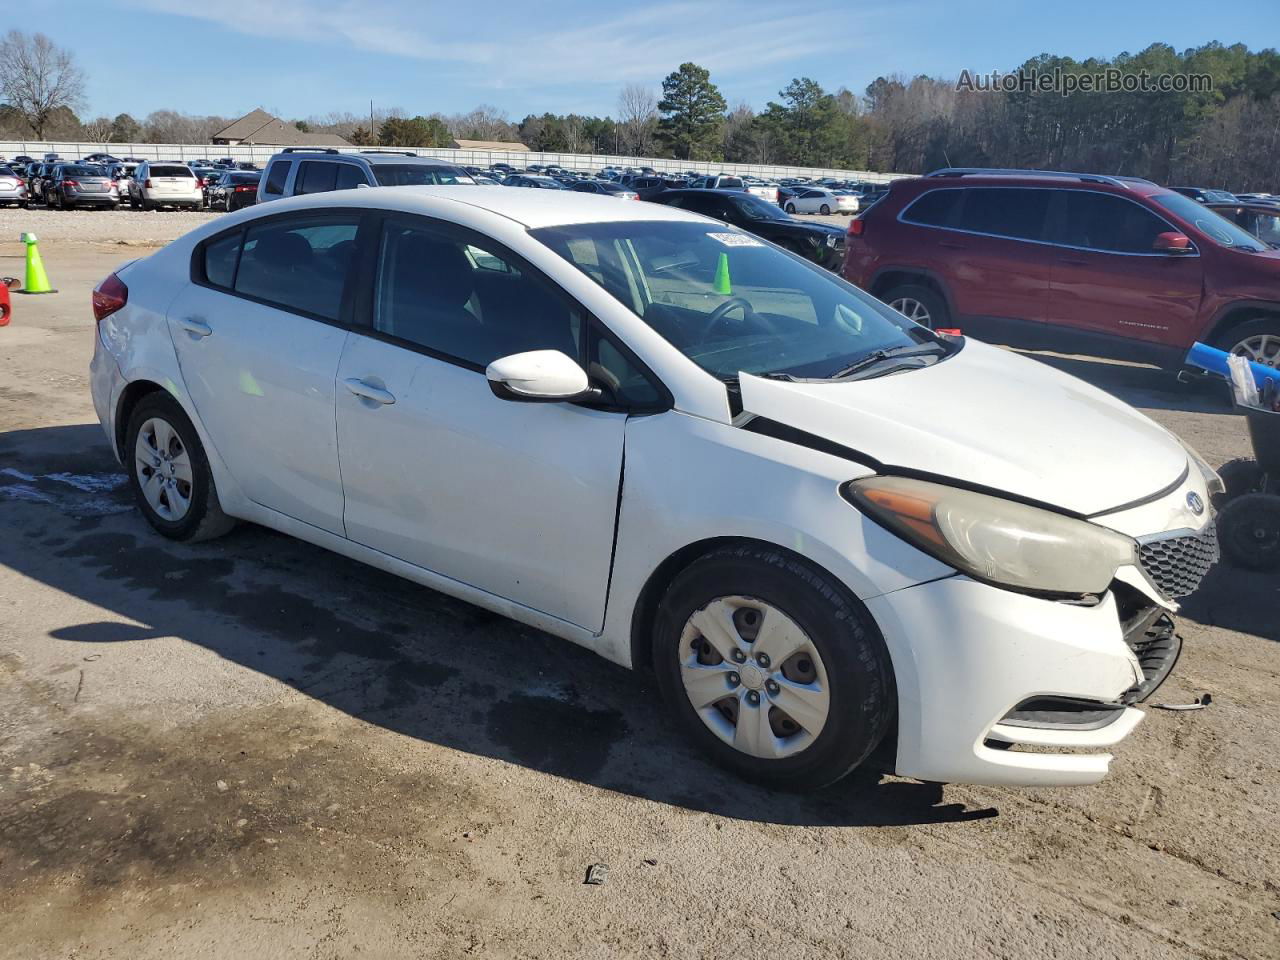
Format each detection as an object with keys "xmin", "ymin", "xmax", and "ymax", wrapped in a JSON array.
[
  {"xmin": 652, "ymin": 544, "xmax": 896, "ymax": 790},
  {"xmin": 129, "ymin": 193, "xmax": 140, "ymax": 210},
  {"xmin": 1212, "ymin": 315, "xmax": 1280, "ymax": 368},
  {"xmin": 784, "ymin": 203, "xmax": 796, "ymax": 214},
  {"xmin": 141, "ymin": 197, "xmax": 153, "ymax": 212},
  {"xmin": 1217, "ymin": 494, "xmax": 1280, "ymax": 571},
  {"xmin": 820, "ymin": 203, "xmax": 831, "ymax": 215},
  {"xmin": 881, "ymin": 282, "xmax": 949, "ymax": 330},
  {"xmin": 1213, "ymin": 457, "xmax": 1264, "ymax": 510},
  {"xmin": 125, "ymin": 392, "xmax": 236, "ymax": 543}
]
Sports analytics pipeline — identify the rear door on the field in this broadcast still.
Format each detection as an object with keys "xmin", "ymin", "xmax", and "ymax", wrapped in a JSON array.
[
  {"xmin": 166, "ymin": 211, "xmax": 365, "ymax": 534},
  {"xmin": 929, "ymin": 186, "xmax": 1053, "ymax": 324},
  {"xmin": 1045, "ymin": 190, "xmax": 1203, "ymax": 346}
]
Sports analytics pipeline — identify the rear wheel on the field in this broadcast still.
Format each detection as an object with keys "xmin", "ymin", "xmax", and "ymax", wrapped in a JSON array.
[
  {"xmin": 784, "ymin": 203, "xmax": 796, "ymax": 213},
  {"xmin": 882, "ymin": 283, "xmax": 949, "ymax": 330},
  {"xmin": 652, "ymin": 544, "xmax": 895, "ymax": 790},
  {"xmin": 125, "ymin": 392, "xmax": 235, "ymax": 542},
  {"xmin": 1214, "ymin": 316, "xmax": 1280, "ymax": 368},
  {"xmin": 820, "ymin": 203, "xmax": 831, "ymax": 215}
]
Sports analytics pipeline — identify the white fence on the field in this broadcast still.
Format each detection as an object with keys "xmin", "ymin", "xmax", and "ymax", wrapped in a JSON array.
[{"xmin": 0, "ymin": 140, "xmax": 905, "ymax": 183}]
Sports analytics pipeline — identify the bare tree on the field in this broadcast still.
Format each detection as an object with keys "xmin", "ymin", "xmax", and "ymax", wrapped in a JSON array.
[
  {"xmin": 449, "ymin": 104, "xmax": 516, "ymax": 142},
  {"xmin": 617, "ymin": 83, "xmax": 658, "ymax": 155},
  {"xmin": 0, "ymin": 31, "xmax": 85, "ymax": 138},
  {"xmin": 82, "ymin": 115, "xmax": 112, "ymax": 142}
]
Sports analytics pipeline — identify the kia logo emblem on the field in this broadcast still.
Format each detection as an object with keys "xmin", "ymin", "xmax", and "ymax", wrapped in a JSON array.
[{"xmin": 1186, "ymin": 492, "xmax": 1205, "ymax": 516}]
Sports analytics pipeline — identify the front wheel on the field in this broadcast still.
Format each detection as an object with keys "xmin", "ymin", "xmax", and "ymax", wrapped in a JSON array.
[
  {"xmin": 125, "ymin": 392, "xmax": 236, "ymax": 542},
  {"xmin": 784, "ymin": 203, "xmax": 796, "ymax": 213},
  {"xmin": 882, "ymin": 283, "xmax": 949, "ymax": 330},
  {"xmin": 653, "ymin": 544, "xmax": 895, "ymax": 790},
  {"xmin": 1218, "ymin": 494, "xmax": 1280, "ymax": 571},
  {"xmin": 1214, "ymin": 316, "xmax": 1280, "ymax": 369}
]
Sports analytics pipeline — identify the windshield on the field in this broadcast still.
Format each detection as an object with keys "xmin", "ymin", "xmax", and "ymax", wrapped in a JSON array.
[
  {"xmin": 728, "ymin": 194, "xmax": 790, "ymax": 222},
  {"xmin": 1153, "ymin": 193, "xmax": 1265, "ymax": 252},
  {"xmin": 531, "ymin": 220, "xmax": 939, "ymax": 381},
  {"xmin": 372, "ymin": 165, "xmax": 475, "ymax": 186}
]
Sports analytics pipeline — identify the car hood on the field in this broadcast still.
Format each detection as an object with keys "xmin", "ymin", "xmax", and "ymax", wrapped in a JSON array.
[{"xmin": 738, "ymin": 339, "xmax": 1188, "ymax": 517}]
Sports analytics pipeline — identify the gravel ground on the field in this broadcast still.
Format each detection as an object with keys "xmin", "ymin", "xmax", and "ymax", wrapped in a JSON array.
[
  {"xmin": 0, "ymin": 241, "xmax": 1277, "ymax": 960},
  {"xmin": 0, "ymin": 206, "xmax": 223, "ymax": 248}
]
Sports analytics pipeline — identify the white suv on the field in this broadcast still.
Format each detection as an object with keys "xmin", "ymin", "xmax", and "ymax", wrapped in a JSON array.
[
  {"xmin": 128, "ymin": 161, "xmax": 203, "ymax": 211},
  {"xmin": 89, "ymin": 186, "xmax": 1220, "ymax": 790}
]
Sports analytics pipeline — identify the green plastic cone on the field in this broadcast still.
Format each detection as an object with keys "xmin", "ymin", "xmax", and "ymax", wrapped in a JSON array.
[
  {"xmin": 18, "ymin": 233, "xmax": 55, "ymax": 295},
  {"xmin": 713, "ymin": 252, "xmax": 731, "ymax": 295}
]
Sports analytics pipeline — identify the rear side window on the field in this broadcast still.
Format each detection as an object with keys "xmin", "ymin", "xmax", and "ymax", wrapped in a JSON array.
[
  {"xmin": 203, "ymin": 232, "xmax": 241, "ymax": 288},
  {"xmin": 297, "ymin": 161, "xmax": 338, "ymax": 195},
  {"xmin": 959, "ymin": 187, "xmax": 1051, "ymax": 241},
  {"xmin": 234, "ymin": 217, "xmax": 361, "ymax": 320},
  {"xmin": 150, "ymin": 165, "xmax": 193, "ymax": 178},
  {"xmin": 263, "ymin": 160, "xmax": 292, "ymax": 196},
  {"xmin": 1056, "ymin": 192, "xmax": 1171, "ymax": 254},
  {"xmin": 902, "ymin": 189, "xmax": 963, "ymax": 227}
]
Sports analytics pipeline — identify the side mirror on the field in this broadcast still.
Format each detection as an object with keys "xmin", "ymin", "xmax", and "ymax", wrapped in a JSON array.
[
  {"xmin": 1153, "ymin": 231, "xmax": 1194, "ymax": 254},
  {"xmin": 486, "ymin": 350, "xmax": 601, "ymax": 403}
]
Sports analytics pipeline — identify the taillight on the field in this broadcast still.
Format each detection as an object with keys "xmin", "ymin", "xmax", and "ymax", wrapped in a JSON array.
[
  {"xmin": 848, "ymin": 218, "xmax": 865, "ymax": 237},
  {"xmin": 144, "ymin": 178, "xmax": 152, "ymax": 189},
  {"xmin": 234, "ymin": 184, "xmax": 255, "ymax": 192},
  {"xmin": 63, "ymin": 179, "xmax": 80, "ymax": 189},
  {"xmin": 92, "ymin": 273, "xmax": 128, "ymax": 323}
]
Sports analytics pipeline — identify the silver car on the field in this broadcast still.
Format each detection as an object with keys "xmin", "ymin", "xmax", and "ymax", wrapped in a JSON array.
[
  {"xmin": 0, "ymin": 165, "xmax": 27, "ymax": 207},
  {"xmin": 46, "ymin": 164, "xmax": 119, "ymax": 210}
]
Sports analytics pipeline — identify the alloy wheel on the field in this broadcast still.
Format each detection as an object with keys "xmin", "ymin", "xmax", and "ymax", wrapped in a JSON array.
[
  {"xmin": 134, "ymin": 417, "xmax": 194, "ymax": 521},
  {"xmin": 1232, "ymin": 333, "xmax": 1280, "ymax": 368},
  {"xmin": 889, "ymin": 296, "xmax": 932, "ymax": 327},
  {"xmin": 678, "ymin": 596, "xmax": 831, "ymax": 760}
]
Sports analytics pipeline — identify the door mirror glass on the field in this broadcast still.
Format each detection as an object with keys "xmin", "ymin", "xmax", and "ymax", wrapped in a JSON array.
[
  {"xmin": 486, "ymin": 350, "xmax": 592, "ymax": 402},
  {"xmin": 1153, "ymin": 231, "xmax": 1194, "ymax": 254}
]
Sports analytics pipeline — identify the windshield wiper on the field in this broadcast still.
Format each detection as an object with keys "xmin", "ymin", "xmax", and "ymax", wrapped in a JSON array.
[{"xmin": 826, "ymin": 344, "xmax": 946, "ymax": 380}]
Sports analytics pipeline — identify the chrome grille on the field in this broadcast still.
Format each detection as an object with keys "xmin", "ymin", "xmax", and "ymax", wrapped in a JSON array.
[{"xmin": 1138, "ymin": 525, "xmax": 1219, "ymax": 599}]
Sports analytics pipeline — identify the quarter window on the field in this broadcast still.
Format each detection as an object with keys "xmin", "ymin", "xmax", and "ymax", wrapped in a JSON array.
[
  {"xmin": 263, "ymin": 160, "xmax": 291, "ymax": 196},
  {"xmin": 372, "ymin": 219, "xmax": 582, "ymax": 368},
  {"xmin": 203, "ymin": 231, "xmax": 241, "ymax": 288},
  {"xmin": 901, "ymin": 189, "xmax": 962, "ymax": 228},
  {"xmin": 234, "ymin": 217, "xmax": 360, "ymax": 320}
]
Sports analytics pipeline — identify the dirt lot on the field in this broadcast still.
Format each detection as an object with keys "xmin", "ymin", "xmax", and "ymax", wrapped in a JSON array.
[{"xmin": 0, "ymin": 211, "xmax": 1278, "ymax": 960}]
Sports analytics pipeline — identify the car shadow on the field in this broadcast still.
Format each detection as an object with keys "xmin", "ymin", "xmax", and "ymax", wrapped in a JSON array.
[
  {"xmin": 1010, "ymin": 348, "xmax": 1229, "ymax": 414},
  {"xmin": 0, "ymin": 423, "xmax": 999, "ymax": 828}
]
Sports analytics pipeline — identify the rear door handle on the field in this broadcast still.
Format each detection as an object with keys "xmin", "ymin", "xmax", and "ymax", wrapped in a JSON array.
[
  {"xmin": 177, "ymin": 316, "xmax": 212, "ymax": 338},
  {"xmin": 344, "ymin": 378, "xmax": 396, "ymax": 406}
]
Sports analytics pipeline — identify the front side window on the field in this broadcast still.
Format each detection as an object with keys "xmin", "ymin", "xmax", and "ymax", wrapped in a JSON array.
[
  {"xmin": 1056, "ymin": 192, "xmax": 1174, "ymax": 254},
  {"xmin": 533, "ymin": 221, "xmax": 937, "ymax": 382},
  {"xmin": 263, "ymin": 160, "xmax": 292, "ymax": 196},
  {"xmin": 372, "ymin": 218, "xmax": 581, "ymax": 368},
  {"xmin": 234, "ymin": 216, "xmax": 360, "ymax": 320}
]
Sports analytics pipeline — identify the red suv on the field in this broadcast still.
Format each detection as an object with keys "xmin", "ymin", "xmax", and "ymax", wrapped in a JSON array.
[{"xmin": 843, "ymin": 168, "xmax": 1280, "ymax": 368}]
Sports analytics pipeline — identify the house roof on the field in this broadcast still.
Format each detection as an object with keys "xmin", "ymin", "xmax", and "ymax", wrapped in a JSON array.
[
  {"xmin": 212, "ymin": 109, "xmax": 350, "ymax": 147},
  {"xmin": 451, "ymin": 139, "xmax": 530, "ymax": 152}
]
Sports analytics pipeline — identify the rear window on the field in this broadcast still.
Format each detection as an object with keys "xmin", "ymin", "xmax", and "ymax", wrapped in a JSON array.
[
  {"xmin": 263, "ymin": 160, "xmax": 292, "ymax": 196},
  {"xmin": 61, "ymin": 165, "xmax": 97, "ymax": 177},
  {"xmin": 150, "ymin": 165, "xmax": 193, "ymax": 178},
  {"xmin": 371, "ymin": 164, "xmax": 474, "ymax": 186},
  {"xmin": 230, "ymin": 173, "xmax": 260, "ymax": 184},
  {"xmin": 716, "ymin": 177, "xmax": 744, "ymax": 189}
]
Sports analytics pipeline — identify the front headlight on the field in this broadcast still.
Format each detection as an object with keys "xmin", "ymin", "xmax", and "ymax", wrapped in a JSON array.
[{"xmin": 844, "ymin": 476, "xmax": 1136, "ymax": 596}]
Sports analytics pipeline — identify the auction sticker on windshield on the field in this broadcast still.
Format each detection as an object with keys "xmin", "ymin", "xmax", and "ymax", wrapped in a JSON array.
[{"xmin": 708, "ymin": 232, "xmax": 764, "ymax": 247}]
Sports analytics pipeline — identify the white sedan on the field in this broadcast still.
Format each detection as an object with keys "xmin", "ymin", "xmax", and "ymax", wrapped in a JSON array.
[
  {"xmin": 784, "ymin": 187, "xmax": 857, "ymax": 216},
  {"xmin": 90, "ymin": 187, "xmax": 1219, "ymax": 789}
]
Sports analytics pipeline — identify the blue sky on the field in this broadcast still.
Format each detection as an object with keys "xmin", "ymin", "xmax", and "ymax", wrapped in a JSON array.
[{"xmin": 55, "ymin": 0, "xmax": 1279, "ymax": 122}]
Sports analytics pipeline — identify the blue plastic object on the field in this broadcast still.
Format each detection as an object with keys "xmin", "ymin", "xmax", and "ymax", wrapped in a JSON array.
[{"xmin": 1185, "ymin": 341, "xmax": 1279, "ymax": 392}]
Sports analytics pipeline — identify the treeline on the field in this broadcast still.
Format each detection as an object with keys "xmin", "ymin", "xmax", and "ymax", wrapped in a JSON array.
[{"xmin": 2, "ymin": 37, "xmax": 1278, "ymax": 189}]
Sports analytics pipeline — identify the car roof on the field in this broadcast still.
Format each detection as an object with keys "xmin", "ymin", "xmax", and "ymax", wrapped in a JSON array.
[
  {"xmin": 274, "ymin": 185, "xmax": 710, "ymax": 229},
  {"xmin": 272, "ymin": 150, "xmax": 459, "ymax": 166}
]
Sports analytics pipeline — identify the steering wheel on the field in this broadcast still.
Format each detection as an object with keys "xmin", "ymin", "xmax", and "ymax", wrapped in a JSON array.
[{"xmin": 699, "ymin": 296, "xmax": 759, "ymax": 340}]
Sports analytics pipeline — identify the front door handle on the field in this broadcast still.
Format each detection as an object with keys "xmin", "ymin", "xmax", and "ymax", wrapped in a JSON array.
[
  {"xmin": 344, "ymin": 378, "xmax": 396, "ymax": 406},
  {"xmin": 177, "ymin": 316, "xmax": 212, "ymax": 338}
]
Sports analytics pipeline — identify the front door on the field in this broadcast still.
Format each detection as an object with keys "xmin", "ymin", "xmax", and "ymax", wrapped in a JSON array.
[{"xmin": 335, "ymin": 214, "xmax": 626, "ymax": 631}]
